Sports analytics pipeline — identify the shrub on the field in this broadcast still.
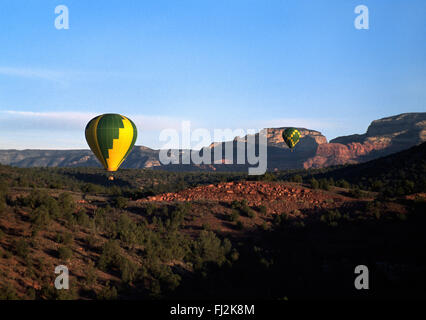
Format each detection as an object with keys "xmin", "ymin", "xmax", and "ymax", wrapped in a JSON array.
[
  {"xmin": 145, "ymin": 203, "xmax": 156, "ymax": 216},
  {"xmin": 58, "ymin": 246, "xmax": 73, "ymax": 261},
  {"xmin": 26, "ymin": 288, "xmax": 36, "ymax": 300},
  {"xmin": 292, "ymin": 220, "xmax": 305, "ymax": 228},
  {"xmin": 229, "ymin": 210, "xmax": 240, "ymax": 222},
  {"xmin": 202, "ymin": 223, "xmax": 211, "ymax": 231},
  {"xmin": 371, "ymin": 180, "xmax": 384, "ymax": 191},
  {"xmin": 86, "ymin": 233, "xmax": 98, "ymax": 248},
  {"xmin": 319, "ymin": 179, "xmax": 330, "ymax": 191},
  {"xmin": 291, "ymin": 209, "xmax": 301, "ymax": 215},
  {"xmin": 258, "ymin": 205, "xmax": 267, "ymax": 215},
  {"xmin": 85, "ymin": 260, "xmax": 98, "ymax": 287},
  {"xmin": 230, "ymin": 249, "xmax": 239, "ymax": 262},
  {"xmin": 81, "ymin": 183, "xmax": 102, "ymax": 194},
  {"xmin": 58, "ymin": 193, "xmax": 75, "ymax": 215},
  {"xmin": 98, "ymin": 240, "xmax": 122, "ymax": 271},
  {"xmin": 191, "ymin": 231, "xmax": 232, "ymax": 268},
  {"xmin": 30, "ymin": 206, "xmax": 50, "ymax": 228},
  {"xmin": 97, "ymin": 282, "xmax": 118, "ymax": 300},
  {"xmin": 231, "ymin": 200, "xmax": 255, "ymax": 217},
  {"xmin": 337, "ymin": 179, "xmax": 350, "ymax": 189},
  {"xmin": 374, "ymin": 210, "xmax": 381, "ymax": 220},
  {"xmin": 119, "ymin": 258, "xmax": 139, "ymax": 284},
  {"xmin": 47, "ymin": 199, "xmax": 60, "ymax": 218},
  {"xmin": 259, "ymin": 173, "xmax": 276, "ymax": 182},
  {"xmin": 0, "ymin": 283, "xmax": 18, "ymax": 300},
  {"xmin": 230, "ymin": 200, "xmax": 240, "ymax": 210},
  {"xmin": 348, "ymin": 187, "xmax": 366, "ymax": 199},
  {"xmin": 117, "ymin": 215, "xmax": 137, "ymax": 245},
  {"xmin": 94, "ymin": 208, "xmax": 106, "ymax": 230},
  {"xmin": 57, "ymin": 233, "xmax": 73, "ymax": 246},
  {"xmin": 320, "ymin": 209, "xmax": 342, "ymax": 225},
  {"xmin": 14, "ymin": 239, "xmax": 30, "ymax": 259},
  {"xmin": 291, "ymin": 175, "xmax": 303, "ymax": 183},
  {"xmin": 112, "ymin": 196, "xmax": 128, "ymax": 209},
  {"xmin": 148, "ymin": 263, "xmax": 181, "ymax": 294},
  {"xmin": 56, "ymin": 288, "xmax": 78, "ymax": 300},
  {"xmin": 247, "ymin": 210, "xmax": 256, "ymax": 219},
  {"xmin": 309, "ymin": 178, "xmax": 319, "ymax": 189},
  {"xmin": 273, "ymin": 214, "xmax": 283, "ymax": 225},
  {"xmin": 0, "ymin": 192, "xmax": 6, "ymax": 213},
  {"xmin": 76, "ymin": 209, "xmax": 91, "ymax": 228},
  {"xmin": 398, "ymin": 213, "xmax": 407, "ymax": 221}
]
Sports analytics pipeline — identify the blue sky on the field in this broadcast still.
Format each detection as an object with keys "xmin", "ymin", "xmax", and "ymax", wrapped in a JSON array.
[{"xmin": 0, "ymin": 0, "xmax": 425, "ymax": 149}]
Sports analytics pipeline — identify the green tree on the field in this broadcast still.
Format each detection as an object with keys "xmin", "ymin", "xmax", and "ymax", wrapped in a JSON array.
[
  {"xmin": 14, "ymin": 239, "xmax": 30, "ymax": 259},
  {"xmin": 291, "ymin": 175, "xmax": 303, "ymax": 183},
  {"xmin": 98, "ymin": 240, "xmax": 122, "ymax": 271},
  {"xmin": 191, "ymin": 231, "xmax": 232, "ymax": 268},
  {"xmin": 309, "ymin": 178, "xmax": 319, "ymax": 189},
  {"xmin": 30, "ymin": 205, "xmax": 50, "ymax": 228},
  {"xmin": 97, "ymin": 281, "xmax": 118, "ymax": 300},
  {"xmin": 58, "ymin": 246, "xmax": 73, "ymax": 261},
  {"xmin": 112, "ymin": 196, "xmax": 128, "ymax": 209}
]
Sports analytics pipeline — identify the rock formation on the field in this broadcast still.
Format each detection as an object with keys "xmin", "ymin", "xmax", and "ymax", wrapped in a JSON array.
[
  {"xmin": 0, "ymin": 113, "xmax": 424, "ymax": 171},
  {"xmin": 304, "ymin": 113, "xmax": 426, "ymax": 168}
]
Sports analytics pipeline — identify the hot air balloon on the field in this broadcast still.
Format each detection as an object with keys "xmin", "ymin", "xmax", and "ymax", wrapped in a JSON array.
[
  {"xmin": 85, "ymin": 114, "xmax": 137, "ymax": 172},
  {"xmin": 282, "ymin": 128, "xmax": 300, "ymax": 150}
]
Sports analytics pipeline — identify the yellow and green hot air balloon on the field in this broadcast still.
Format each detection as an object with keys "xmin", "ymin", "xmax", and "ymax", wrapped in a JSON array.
[
  {"xmin": 85, "ymin": 114, "xmax": 137, "ymax": 172},
  {"xmin": 282, "ymin": 128, "xmax": 301, "ymax": 149}
]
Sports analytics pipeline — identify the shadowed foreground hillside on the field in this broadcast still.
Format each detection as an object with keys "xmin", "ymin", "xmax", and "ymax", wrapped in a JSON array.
[{"xmin": 0, "ymin": 144, "xmax": 425, "ymax": 300}]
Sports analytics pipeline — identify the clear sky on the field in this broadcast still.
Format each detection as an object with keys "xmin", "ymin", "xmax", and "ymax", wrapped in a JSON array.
[{"xmin": 0, "ymin": 0, "xmax": 425, "ymax": 149}]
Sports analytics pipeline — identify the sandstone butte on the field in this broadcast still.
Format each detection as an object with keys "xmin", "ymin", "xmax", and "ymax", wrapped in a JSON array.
[{"xmin": 0, "ymin": 112, "xmax": 424, "ymax": 170}]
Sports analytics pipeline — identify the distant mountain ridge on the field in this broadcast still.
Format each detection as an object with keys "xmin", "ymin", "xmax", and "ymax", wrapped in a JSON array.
[
  {"xmin": 0, "ymin": 112, "xmax": 425, "ymax": 171},
  {"xmin": 305, "ymin": 112, "xmax": 426, "ymax": 168}
]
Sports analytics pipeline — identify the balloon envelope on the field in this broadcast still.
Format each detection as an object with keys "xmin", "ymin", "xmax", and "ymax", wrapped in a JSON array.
[
  {"xmin": 85, "ymin": 113, "xmax": 138, "ymax": 172},
  {"xmin": 282, "ymin": 128, "xmax": 301, "ymax": 149}
]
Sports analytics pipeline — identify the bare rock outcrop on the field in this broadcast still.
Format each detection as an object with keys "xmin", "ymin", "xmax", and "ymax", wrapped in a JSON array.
[
  {"xmin": 304, "ymin": 113, "xmax": 426, "ymax": 168},
  {"xmin": 1, "ymin": 113, "xmax": 424, "ymax": 171}
]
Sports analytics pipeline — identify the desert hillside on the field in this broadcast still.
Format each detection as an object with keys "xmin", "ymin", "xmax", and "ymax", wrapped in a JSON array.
[{"xmin": 0, "ymin": 143, "xmax": 425, "ymax": 300}]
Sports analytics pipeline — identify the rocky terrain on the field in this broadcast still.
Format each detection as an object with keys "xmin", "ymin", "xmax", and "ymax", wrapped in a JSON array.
[
  {"xmin": 0, "ymin": 143, "xmax": 425, "ymax": 300},
  {"xmin": 305, "ymin": 113, "xmax": 426, "ymax": 168},
  {"xmin": 137, "ymin": 181, "xmax": 354, "ymax": 215},
  {"xmin": 0, "ymin": 112, "xmax": 424, "ymax": 171}
]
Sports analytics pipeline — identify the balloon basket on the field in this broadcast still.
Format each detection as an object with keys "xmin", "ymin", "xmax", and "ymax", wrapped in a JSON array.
[{"xmin": 108, "ymin": 175, "xmax": 115, "ymax": 181}]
